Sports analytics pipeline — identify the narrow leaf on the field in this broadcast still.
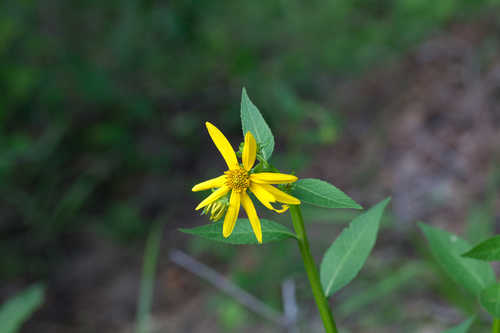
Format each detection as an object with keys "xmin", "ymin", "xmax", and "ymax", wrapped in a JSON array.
[
  {"xmin": 292, "ymin": 178, "xmax": 362, "ymax": 210},
  {"xmin": 462, "ymin": 235, "xmax": 500, "ymax": 262},
  {"xmin": 136, "ymin": 222, "xmax": 163, "ymax": 333},
  {"xmin": 240, "ymin": 88, "xmax": 275, "ymax": 160},
  {"xmin": 180, "ymin": 218, "xmax": 295, "ymax": 244},
  {"xmin": 442, "ymin": 316, "xmax": 475, "ymax": 333},
  {"xmin": 480, "ymin": 283, "xmax": 500, "ymax": 318},
  {"xmin": 419, "ymin": 223, "xmax": 495, "ymax": 296},
  {"xmin": 0, "ymin": 284, "xmax": 45, "ymax": 333},
  {"xmin": 320, "ymin": 198, "xmax": 390, "ymax": 297}
]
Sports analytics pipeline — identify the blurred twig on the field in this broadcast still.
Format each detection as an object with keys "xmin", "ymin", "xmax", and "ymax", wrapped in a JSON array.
[
  {"xmin": 282, "ymin": 278, "xmax": 299, "ymax": 333},
  {"xmin": 169, "ymin": 249, "xmax": 289, "ymax": 327}
]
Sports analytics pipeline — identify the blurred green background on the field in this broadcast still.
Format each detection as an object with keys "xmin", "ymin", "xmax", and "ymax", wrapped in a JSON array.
[{"xmin": 1, "ymin": 0, "xmax": 500, "ymax": 332}]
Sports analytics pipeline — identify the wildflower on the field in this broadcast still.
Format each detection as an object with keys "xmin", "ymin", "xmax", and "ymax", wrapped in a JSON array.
[{"xmin": 192, "ymin": 122, "xmax": 300, "ymax": 243}]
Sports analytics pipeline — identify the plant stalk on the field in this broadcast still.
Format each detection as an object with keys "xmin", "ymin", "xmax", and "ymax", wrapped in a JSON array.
[
  {"xmin": 289, "ymin": 205, "xmax": 338, "ymax": 333},
  {"xmin": 493, "ymin": 318, "xmax": 500, "ymax": 333}
]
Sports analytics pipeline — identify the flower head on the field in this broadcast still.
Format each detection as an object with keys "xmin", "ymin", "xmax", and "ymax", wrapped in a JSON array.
[{"xmin": 192, "ymin": 122, "xmax": 301, "ymax": 243}]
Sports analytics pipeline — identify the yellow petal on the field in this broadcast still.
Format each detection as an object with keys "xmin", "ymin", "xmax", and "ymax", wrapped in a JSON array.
[
  {"xmin": 241, "ymin": 191, "xmax": 262, "ymax": 243},
  {"xmin": 249, "ymin": 183, "xmax": 276, "ymax": 210},
  {"xmin": 242, "ymin": 131, "xmax": 257, "ymax": 171},
  {"xmin": 259, "ymin": 184, "xmax": 301, "ymax": 205},
  {"xmin": 205, "ymin": 122, "xmax": 239, "ymax": 170},
  {"xmin": 192, "ymin": 175, "xmax": 226, "ymax": 192},
  {"xmin": 250, "ymin": 172, "xmax": 298, "ymax": 184},
  {"xmin": 195, "ymin": 186, "xmax": 230, "ymax": 210},
  {"xmin": 223, "ymin": 190, "xmax": 241, "ymax": 238},
  {"xmin": 249, "ymin": 183, "xmax": 288, "ymax": 213},
  {"xmin": 274, "ymin": 205, "xmax": 289, "ymax": 213}
]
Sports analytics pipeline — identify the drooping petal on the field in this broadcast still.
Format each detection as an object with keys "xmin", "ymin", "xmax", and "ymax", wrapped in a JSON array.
[
  {"xmin": 250, "ymin": 172, "xmax": 298, "ymax": 185},
  {"xmin": 195, "ymin": 186, "xmax": 230, "ymax": 210},
  {"xmin": 205, "ymin": 122, "xmax": 239, "ymax": 170},
  {"xmin": 223, "ymin": 190, "xmax": 241, "ymax": 238},
  {"xmin": 273, "ymin": 205, "xmax": 289, "ymax": 213},
  {"xmin": 192, "ymin": 175, "xmax": 226, "ymax": 192},
  {"xmin": 249, "ymin": 183, "xmax": 276, "ymax": 210},
  {"xmin": 242, "ymin": 131, "xmax": 257, "ymax": 171},
  {"xmin": 249, "ymin": 183, "xmax": 289, "ymax": 213},
  {"xmin": 241, "ymin": 191, "xmax": 262, "ymax": 243},
  {"xmin": 259, "ymin": 184, "xmax": 301, "ymax": 205}
]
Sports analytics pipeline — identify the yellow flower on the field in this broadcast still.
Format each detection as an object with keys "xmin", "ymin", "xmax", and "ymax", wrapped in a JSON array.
[{"xmin": 192, "ymin": 122, "xmax": 301, "ymax": 243}]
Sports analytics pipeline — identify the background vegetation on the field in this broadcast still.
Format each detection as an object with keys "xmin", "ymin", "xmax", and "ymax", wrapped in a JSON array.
[{"xmin": 1, "ymin": 0, "xmax": 500, "ymax": 332}]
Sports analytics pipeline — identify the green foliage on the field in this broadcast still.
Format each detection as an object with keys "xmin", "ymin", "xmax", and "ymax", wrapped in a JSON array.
[
  {"xmin": 419, "ymin": 223, "xmax": 495, "ymax": 296},
  {"xmin": 480, "ymin": 283, "xmax": 500, "ymax": 318},
  {"xmin": 209, "ymin": 295, "xmax": 248, "ymax": 332},
  {"xmin": 292, "ymin": 178, "xmax": 362, "ymax": 210},
  {"xmin": 97, "ymin": 202, "xmax": 150, "ymax": 242},
  {"xmin": 180, "ymin": 218, "xmax": 296, "ymax": 245},
  {"xmin": 0, "ymin": 0, "xmax": 496, "ymax": 280},
  {"xmin": 320, "ymin": 198, "xmax": 390, "ymax": 297},
  {"xmin": 0, "ymin": 284, "xmax": 45, "ymax": 333},
  {"xmin": 240, "ymin": 88, "xmax": 274, "ymax": 160},
  {"xmin": 442, "ymin": 316, "xmax": 475, "ymax": 333},
  {"xmin": 462, "ymin": 235, "xmax": 500, "ymax": 262}
]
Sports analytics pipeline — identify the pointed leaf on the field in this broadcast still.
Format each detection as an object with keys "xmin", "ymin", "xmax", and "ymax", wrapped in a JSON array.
[
  {"xmin": 180, "ymin": 218, "xmax": 295, "ymax": 245},
  {"xmin": 480, "ymin": 283, "xmax": 500, "ymax": 318},
  {"xmin": 462, "ymin": 235, "xmax": 500, "ymax": 262},
  {"xmin": 0, "ymin": 283, "xmax": 45, "ymax": 333},
  {"xmin": 240, "ymin": 88, "xmax": 275, "ymax": 160},
  {"xmin": 320, "ymin": 198, "xmax": 390, "ymax": 297},
  {"xmin": 419, "ymin": 223, "xmax": 495, "ymax": 296},
  {"xmin": 292, "ymin": 178, "xmax": 362, "ymax": 210},
  {"xmin": 442, "ymin": 316, "xmax": 475, "ymax": 333}
]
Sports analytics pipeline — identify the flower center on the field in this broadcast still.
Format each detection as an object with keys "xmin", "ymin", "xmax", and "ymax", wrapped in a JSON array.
[{"xmin": 225, "ymin": 167, "xmax": 250, "ymax": 192}]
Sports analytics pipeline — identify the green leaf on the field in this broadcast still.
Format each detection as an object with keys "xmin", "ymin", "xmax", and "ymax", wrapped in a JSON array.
[
  {"xmin": 442, "ymin": 316, "xmax": 475, "ymax": 333},
  {"xmin": 462, "ymin": 235, "xmax": 500, "ymax": 262},
  {"xmin": 240, "ymin": 87, "xmax": 274, "ymax": 160},
  {"xmin": 0, "ymin": 283, "xmax": 45, "ymax": 333},
  {"xmin": 419, "ymin": 223, "xmax": 495, "ymax": 296},
  {"xmin": 480, "ymin": 283, "xmax": 500, "ymax": 318},
  {"xmin": 291, "ymin": 178, "xmax": 362, "ymax": 210},
  {"xmin": 320, "ymin": 198, "xmax": 390, "ymax": 297},
  {"xmin": 180, "ymin": 218, "xmax": 296, "ymax": 245}
]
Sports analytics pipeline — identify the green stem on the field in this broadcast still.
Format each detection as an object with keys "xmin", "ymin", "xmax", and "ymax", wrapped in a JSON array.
[
  {"xmin": 289, "ymin": 205, "xmax": 338, "ymax": 333},
  {"xmin": 493, "ymin": 319, "xmax": 500, "ymax": 333}
]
